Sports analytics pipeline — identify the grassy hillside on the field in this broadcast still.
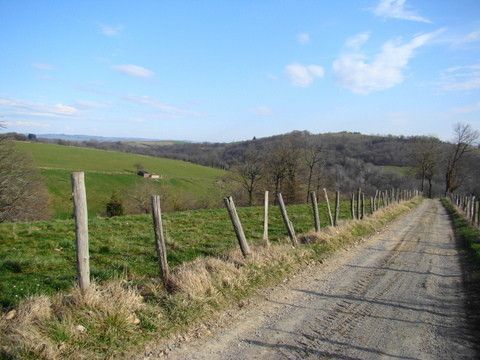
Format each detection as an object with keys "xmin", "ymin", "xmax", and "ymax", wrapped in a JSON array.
[
  {"xmin": 0, "ymin": 200, "xmax": 353, "ymax": 308},
  {"xmin": 14, "ymin": 141, "xmax": 226, "ymax": 218}
]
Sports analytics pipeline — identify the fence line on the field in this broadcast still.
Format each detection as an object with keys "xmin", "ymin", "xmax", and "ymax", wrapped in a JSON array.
[{"xmin": 69, "ymin": 172, "xmax": 421, "ymax": 292}]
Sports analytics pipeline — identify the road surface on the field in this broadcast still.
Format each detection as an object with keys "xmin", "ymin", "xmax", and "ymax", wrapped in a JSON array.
[{"xmin": 144, "ymin": 199, "xmax": 478, "ymax": 359}]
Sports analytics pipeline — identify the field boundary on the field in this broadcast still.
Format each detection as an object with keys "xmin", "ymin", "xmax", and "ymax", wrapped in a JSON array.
[{"xmin": 0, "ymin": 197, "xmax": 422, "ymax": 359}]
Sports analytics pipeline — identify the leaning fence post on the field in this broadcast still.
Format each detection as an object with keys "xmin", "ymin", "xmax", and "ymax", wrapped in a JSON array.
[
  {"xmin": 71, "ymin": 171, "xmax": 90, "ymax": 293},
  {"xmin": 277, "ymin": 193, "xmax": 298, "ymax": 246},
  {"xmin": 323, "ymin": 188, "xmax": 334, "ymax": 226},
  {"xmin": 263, "ymin": 191, "xmax": 270, "ymax": 246},
  {"xmin": 224, "ymin": 196, "xmax": 252, "ymax": 257},
  {"xmin": 310, "ymin": 191, "xmax": 321, "ymax": 232},
  {"xmin": 334, "ymin": 190, "xmax": 340, "ymax": 226},
  {"xmin": 151, "ymin": 195, "xmax": 170, "ymax": 286}
]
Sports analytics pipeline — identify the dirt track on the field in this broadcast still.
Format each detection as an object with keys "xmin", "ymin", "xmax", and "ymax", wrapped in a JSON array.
[{"xmin": 146, "ymin": 199, "xmax": 478, "ymax": 359}]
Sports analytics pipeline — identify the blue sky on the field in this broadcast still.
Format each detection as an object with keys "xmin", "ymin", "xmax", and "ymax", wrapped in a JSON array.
[{"xmin": 1, "ymin": 0, "xmax": 479, "ymax": 142}]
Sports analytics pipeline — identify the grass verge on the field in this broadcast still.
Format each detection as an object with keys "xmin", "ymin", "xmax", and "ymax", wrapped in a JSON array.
[{"xmin": 0, "ymin": 198, "xmax": 422, "ymax": 360}]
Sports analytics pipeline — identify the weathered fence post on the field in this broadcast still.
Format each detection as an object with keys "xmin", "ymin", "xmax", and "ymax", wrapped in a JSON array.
[
  {"xmin": 361, "ymin": 194, "xmax": 365, "ymax": 219},
  {"xmin": 151, "ymin": 195, "xmax": 170, "ymax": 285},
  {"xmin": 370, "ymin": 196, "xmax": 374, "ymax": 215},
  {"xmin": 334, "ymin": 190, "xmax": 340, "ymax": 226},
  {"xmin": 310, "ymin": 191, "xmax": 321, "ymax": 232},
  {"xmin": 355, "ymin": 188, "xmax": 361, "ymax": 220},
  {"xmin": 277, "ymin": 193, "xmax": 298, "ymax": 246},
  {"xmin": 323, "ymin": 188, "xmax": 334, "ymax": 226},
  {"xmin": 263, "ymin": 191, "xmax": 270, "ymax": 246},
  {"xmin": 351, "ymin": 193, "xmax": 355, "ymax": 219},
  {"xmin": 224, "ymin": 196, "xmax": 251, "ymax": 257},
  {"xmin": 71, "ymin": 172, "xmax": 90, "ymax": 293}
]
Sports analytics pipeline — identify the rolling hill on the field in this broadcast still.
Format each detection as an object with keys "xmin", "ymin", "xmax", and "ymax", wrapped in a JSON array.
[{"xmin": 14, "ymin": 141, "xmax": 226, "ymax": 219}]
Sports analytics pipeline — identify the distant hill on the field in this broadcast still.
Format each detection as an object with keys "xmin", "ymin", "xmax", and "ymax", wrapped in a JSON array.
[
  {"xmin": 15, "ymin": 141, "xmax": 226, "ymax": 219},
  {"xmin": 36, "ymin": 133, "xmax": 189, "ymax": 144}
]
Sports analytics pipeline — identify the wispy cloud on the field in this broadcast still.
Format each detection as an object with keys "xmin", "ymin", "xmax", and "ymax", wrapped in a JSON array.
[
  {"xmin": 333, "ymin": 30, "xmax": 442, "ymax": 94},
  {"xmin": 32, "ymin": 63, "xmax": 54, "ymax": 71},
  {"xmin": 251, "ymin": 106, "xmax": 273, "ymax": 116},
  {"xmin": 297, "ymin": 32, "xmax": 310, "ymax": 45},
  {"xmin": 372, "ymin": 0, "xmax": 431, "ymax": 23},
  {"xmin": 285, "ymin": 63, "xmax": 324, "ymax": 87},
  {"xmin": 452, "ymin": 29, "xmax": 480, "ymax": 46},
  {"xmin": 438, "ymin": 64, "xmax": 480, "ymax": 91},
  {"xmin": 112, "ymin": 64, "xmax": 154, "ymax": 78},
  {"xmin": 123, "ymin": 95, "xmax": 201, "ymax": 118},
  {"xmin": 73, "ymin": 100, "xmax": 107, "ymax": 110},
  {"xmin": 450, "ymin": 101, "xmax": 480, "ymax": 115},
  {"xmin": 5, "ymin": 120, "xmax": 51, "ymax": 128},
  {"xmin": 0, "ymin": 97, "xmax": 79, "ymax": 117},
  {"xmin": 345, "ymin": 32, "xmax": 370, "ymax": 50},
  {"xmin": 99, "ymin": 23, "xmax": 123, "ymax": 37}
]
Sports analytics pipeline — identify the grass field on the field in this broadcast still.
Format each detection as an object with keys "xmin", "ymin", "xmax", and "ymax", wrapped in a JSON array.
[
  {"xmin": 0, "ymin": 200, "xmax": 354, "ymax": 309},
  {"xmin": 14, "ymin": 141, "xmax": 226, "ymax": 219}
]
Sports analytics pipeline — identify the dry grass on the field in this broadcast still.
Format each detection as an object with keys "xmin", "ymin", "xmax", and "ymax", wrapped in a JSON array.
[{"xmin": 0, "ymin": 198, "xmax": 421, "ymax": 359}]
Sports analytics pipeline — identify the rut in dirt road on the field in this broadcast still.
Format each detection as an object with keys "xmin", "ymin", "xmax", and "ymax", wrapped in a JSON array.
[{"xmin": 151, "ymin": 200, "xmax": 478, "ymax": 360}]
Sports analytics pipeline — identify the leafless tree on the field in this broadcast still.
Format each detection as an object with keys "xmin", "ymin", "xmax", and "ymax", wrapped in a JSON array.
[
  {"xmin": 411, "ymin": 137, "xmax": 440, "ymax": 197},
  {"xmin": 303, "ymin": 139, "xmax": 323, "ymax": 202},
  {"xmin": 444, "ymin": 123, "xmax": 479, "ymax": 195},
  {"xmin": 230, "ymin": 147, "xmax": 263, "ymax": 206},
  {"xmin": 0, "ymin": 139, "xmax": 51, "ymax": 222}
]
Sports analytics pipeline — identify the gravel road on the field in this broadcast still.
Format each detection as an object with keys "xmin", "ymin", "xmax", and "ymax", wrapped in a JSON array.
[{"xmin": 148, "ymin": 199, "xmax": 478, "ymax": 359}]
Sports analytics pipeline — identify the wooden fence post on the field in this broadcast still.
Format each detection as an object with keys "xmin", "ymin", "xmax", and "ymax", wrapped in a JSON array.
[
  {"xmin": 310, "ymin": 191, "xmax": 321, "ymax": 232},
  {"xmin": 356, "ymin": 188, "xmax": 361, "ymax": 219},
  {"xmin": 263, "ymin": 191, "xmax": 270, "ymax": 246},
  {"xmin": 71, "ymin": 172, "xmax": 90, "ymax": 293},
  {"xmin": 224, "ymin": 196, "xmax": 252, "ymax": 257},
  {"xmin": 334, "ymin": 190, "xmax": 340, "ymax": 226},
  {"xmin": 370, "ymin": 196, "xmax": 374, "ymax": 215},
  {"xmin": 361, "ymin": 194, "xmax": 365, "ymax": 219},
  {"xmin": 323, "ymin": 188, "xmax": 334, "ymax": 226},
  {"xmin": 351, "ymin": 193, "xmax": 355, "ymax": 219},
  {"xmin": 277, "ymin": 193, "xmax": 297, "ymax": 246},
  {"xmin": 151, "ymin": 195, "xmax": 170, "ymax": 285}
]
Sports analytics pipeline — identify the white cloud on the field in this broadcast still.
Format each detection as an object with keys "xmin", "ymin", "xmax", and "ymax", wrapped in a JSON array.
[
  {"xmin": 333, "ymin": 30, "xmax": 442, "ymax": 94},
  {"xmin": 32, "ymin": 63, "xmax": 54, "ymax": 71},
  {"xmin": 285, "ymin": 63, "xmax": 325, "ymax": 87},
  {"xmin": 73, "ymin": 100, "xmax": 107, "ymax": 110},
  {"xmin": 123, "ymin": 95, "xmax": 201, "ymax": 118},
  {"xmin": 112, "ymin": 64, "xmax": 154, "ymax": 78},
  {"xmin": 438, "ymin": 64, "xmax": 480, "ymax": 91},
  {"xmin": 345, "ymin": 32, "xmax": 370, "ymax": 50},
  {"xmin": 99, "ymin": 23, "xmax": 123, "ymax": 36},
  {"xmin": 251, "ymin": 106, "xmax": 273, "ymax": 116},
  {"xmin": 450, "ymin": 102, "xmax": 480, "ymax": 114},
  {"xmin": 5, "ymin": 120, "xmax": 51, "ymax": 128},
  {"xmin": 372, "ymin": 0, "xmax": 431, "ymax": 23},
  {"xmin": 0, "ymin": 97, "xmax": 79, "ymax": 117},
  {"xmin": 297, "ymin": 32, "xmax": 310, "ymax": 45},
  {"xmin": 454, "ymin": 29, "xmax": 480, "ymax": 45}
]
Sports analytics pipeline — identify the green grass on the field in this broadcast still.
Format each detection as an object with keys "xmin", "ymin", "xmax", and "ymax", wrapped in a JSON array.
[
  {"xmin": 441, "ymin": 199, "xmax": 480, "ymax": 264},
  {"xmin": 14, "ymin": 141, "xmax": 226, "ymax": 218},
  {"xmin": 0, "ymin": 200, "xmax": 353, "ymax": 309},
  {"xmin": 380, "ymin": 165, "xmax": 412, "ymax": 176}
]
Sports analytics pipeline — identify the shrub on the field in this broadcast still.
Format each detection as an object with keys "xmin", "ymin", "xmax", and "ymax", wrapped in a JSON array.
[{"xmin": 105, "ymin": 192, "xmax": 124, "ymax": 217}]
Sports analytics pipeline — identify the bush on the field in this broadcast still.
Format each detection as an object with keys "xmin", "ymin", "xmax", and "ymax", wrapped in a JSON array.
[{"xmin": 105, "ymin": 192, "xmax": 124, "ymax": 217}]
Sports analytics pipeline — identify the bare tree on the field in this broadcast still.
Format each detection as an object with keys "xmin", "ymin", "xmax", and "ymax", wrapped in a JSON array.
[
  {"xmin": 303, "ymin": 139, "xmax": 323, "ymax": 202},
  {"xmin": 444, "ymin": 123, "xmax": 479, "ymax": 195},
  {"xmin": 411, "ymin": 137, "xmax": 440, "ymax": 197},
  {"xmin": 230, "ymin": 147, "xmax": 263, "ymax": 206},
  {"xmin": 0, "ymin": 140, "xmax": 51, "ymax": 222}
]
